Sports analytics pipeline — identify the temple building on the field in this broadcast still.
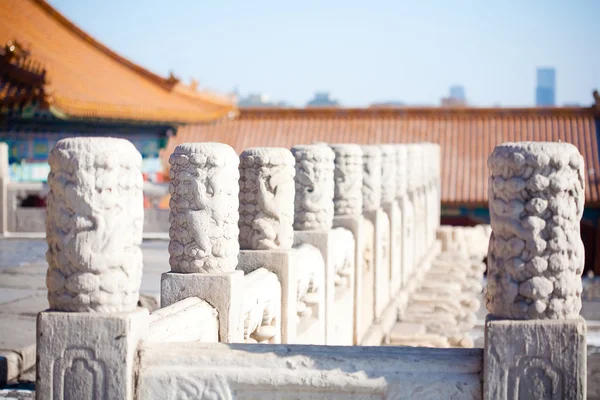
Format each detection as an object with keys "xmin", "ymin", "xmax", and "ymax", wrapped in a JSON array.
[{"xmin": 0, "ymin": 0, "xmax": 237, "ymax": 182}]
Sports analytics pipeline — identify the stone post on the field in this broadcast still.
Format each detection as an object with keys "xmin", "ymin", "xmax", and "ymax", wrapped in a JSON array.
[
  {"xmin": 161, "ymin": 143, "xmax": 244, "ymax": 343},
  {"xmin": 330, "ymin": 144, "xmax": 361, "ymax": 344},
  {"xmin": 237, "ymin": 147, "xmax": 297, "ymax": 343},
  {"xmin": 359, "ymin": 145, "xmax": 382, "ymax": 343},
  {"xmin": 0, "ymin": 143, "xmax": 8, "ymax": 235},
  {"xmin": 37, "ymin": 137, "xmax": 148, "ymax": 400},
  {"xmin": 403, "ymin": 144, "xmax": 418, "ymax": 286},
  {"xmin": 484, "ymin": 142, "xmax": 587, "ymax": 399},
  {"xmin": 356, "ymin": 144, "xmax": 396, "ymax": 345},
  {"xmin": 292, "ymin": 144, "xmax": 334, "ymax": 344}
]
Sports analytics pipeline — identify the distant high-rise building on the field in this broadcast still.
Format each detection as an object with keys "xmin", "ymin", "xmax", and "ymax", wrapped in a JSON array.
[
  {"xmin": 536, "ymin": 68, "xmax": 556, "ymax": 106},
  {"xmin": 449, "ymin": 85, "xmax": 466, "ymax": 101},
  {"xmin": 306, "ymin": 92, "xmax": 339, "ymax": 107},
  {"xmin": 238, "ymin": 92, "xmax": 290, "ymax": 108},
  {"xmin": 441, "ymin": 85, "xmax": 467, "ymax": 107}
]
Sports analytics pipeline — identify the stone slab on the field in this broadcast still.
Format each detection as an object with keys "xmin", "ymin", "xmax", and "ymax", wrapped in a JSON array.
[
  {"xmin": 238, "ymin": 249, "xmax": 298, "ymax": 344},
  {"xmin": 294, "ymin": 229, "xmax": 354, "ymax": 346},
  {"xmin": 148, "ymin": 297, "xmax": 218, "ymax": 343},
  {"xmin": 36, "ymin": 308, "xmax": 149, "ymax": 400},
  {"xmin": 484, "ymin": 316, "xmax": 586, "ymax": 400},
  {"xmin": 161, "ymin": 271, "xmax": 244, "ymax": 343},
  {"xmin": 139, "ymin": 342, "xmax": 483, "ymax": 399}
]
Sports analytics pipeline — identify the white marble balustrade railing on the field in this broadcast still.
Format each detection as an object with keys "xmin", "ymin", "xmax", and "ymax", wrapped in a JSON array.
[{"xmin": 32, "ymin": 138, "xmax": 588, "ymax": 399}]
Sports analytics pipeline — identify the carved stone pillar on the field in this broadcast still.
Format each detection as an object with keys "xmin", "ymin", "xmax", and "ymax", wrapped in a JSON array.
[
  {"xmin": 45, "ymin": 137, "xmax": 145, "ymax": 312},
  {"xmin": 372, "ymin": 145, "xmax": 395, "ymax": 324},
  {"xmin": 329, "ymin": 144, "xmax": 362, "ymax": 344},
  {"xmin": 403, "ymin": 144, "xmax": 418, "ymax": 282},
  {"xmin": 38, "ymin": 137, "xmax": 148, "ymax": 400},
  {"xmin": 292, "ymin": 144, "xmax": 335, "ymax": 231},
  {"xmin": 359, "ymin": 145, "xmax": 380, "ymax": 341},
  {"xmin": 167, "ymin": 143, "xmax": 240, "ymax": 274},
  {"xmin": 394, "ymin": 144, "xmax": 408, "ymax": 292},
  {"xmin": 483, "ymin": 142, "xmax": 587, "ymax": 399},
  {"xmin": 331, "ymin": 144, "xmax": 363, "ymax": 217},
  {"xmin": 292, "ymin": 144, "xmax": 344, "ymax": 344},
  {"xmin": 362, "ymin": 145, "xmax": 382, "ymax": 213},
  {"xmin": 162, "ymin": 142, "xmax": 244, "ymax": 343},
  {"xmin": 237, "ymin": 147, "xmax": 295, "ymax": 344},
  {"xmin": 239, "ymin": 147, "xmax": 295, "ymax": 250}
]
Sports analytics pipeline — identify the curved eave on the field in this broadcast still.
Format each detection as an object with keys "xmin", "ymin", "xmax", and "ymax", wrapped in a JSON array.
[{"xmin": 48, "ymin": 96, "xmax": 239, "ymax": 125}]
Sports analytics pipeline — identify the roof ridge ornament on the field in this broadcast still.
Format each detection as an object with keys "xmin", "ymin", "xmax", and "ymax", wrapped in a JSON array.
[{"xmin": 166, "ymin": 70, "xmax": 180, "ymax": 86}]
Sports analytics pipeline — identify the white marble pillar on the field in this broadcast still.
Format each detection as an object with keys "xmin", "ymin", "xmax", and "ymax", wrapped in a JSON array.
[
  {"xmin": 484, "ymin": 142, "xmax": 587, "ymax": 399},
  {"xmin": 38, "ymin": 137, "xmax": 148, "ymax": 400},
  {"xmin": 291, "ymin": 144, "xmax": 334, "ymax": 345},
  {"xmin": 162, "ymin": 142, "xmax": 244, "ymax": 343},
  {"xmin": 394, "ymin": 144, "xmax": 408, "ymax": 292},
  {"xmin": 237, "ymin": 147, "xmax": 294, "ymax": 344},
  {"xmin": 359, "ymin": 145, "xmax": 382, "ymax": 342},
  {"xmin": 330, "ymin": 144, "xmax": 362, "ymax": 344}
]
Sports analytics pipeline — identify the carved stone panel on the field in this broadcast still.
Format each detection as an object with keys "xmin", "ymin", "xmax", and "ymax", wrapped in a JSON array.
[
  {"xmin": 239, "ymin": 147, "xmax": 295, "ymax": 250},
  {"xmin": 484, "ymin": 316, "xmax": 586, "ymax": 400},
  {"xmin": 45, "ymin": 137, "xmax": 144, "ymax": 312},
  {"xmin": 242, "ymin": 268, "xmax": 282, "ymax": 344},
  {"xmin": 168, "ymin": 142, "xmax": 240, "ymax": 274},
  {"xmin": 37, "ymin": 309, "xmax": 148, "ymax": 400},
  {"xmin": 139, "ymin": 343, "xmax": 483, "ymax": 400}
]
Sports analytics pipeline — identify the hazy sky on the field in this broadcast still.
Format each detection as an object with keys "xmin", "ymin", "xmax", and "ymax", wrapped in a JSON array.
[{"xmin": 49, "ymin": 0, "xmax": 600, "ymax": 107}]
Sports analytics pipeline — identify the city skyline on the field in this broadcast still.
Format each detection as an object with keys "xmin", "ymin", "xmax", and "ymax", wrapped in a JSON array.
[{"xmin": 48, "ymin": 0, "xmax": 600, "ymax": 107}]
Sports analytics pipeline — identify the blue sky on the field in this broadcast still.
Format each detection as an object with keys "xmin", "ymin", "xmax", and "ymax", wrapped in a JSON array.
[{"xmin": 49, "ymin": 0, "xmax": 600, "ymax": 107}]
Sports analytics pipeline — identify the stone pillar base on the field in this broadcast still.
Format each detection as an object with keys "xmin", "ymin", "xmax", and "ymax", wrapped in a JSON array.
[
  {"xmin": 294, "ymin": 229, "xmax": 354, "ymax": 345},
  {"xmin": 484, "ymin": 315, "xmax": 586, "ymax": 400},
  {"xmin": 333, "ymin": 214, "xmax": 364, "ymax": 345},
  {"xmin": 161, "ymin": 271, "xmax": 244, "ymax": 343},
  {"xmin": 238, "ymin": 249, "xmax": 298, "ymax": 344},
  {"xmin": 36, "ymin": 308, "xmax": 149, "ymax": 400}
]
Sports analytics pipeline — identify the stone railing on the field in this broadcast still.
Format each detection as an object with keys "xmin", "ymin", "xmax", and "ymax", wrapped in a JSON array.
[{"xmin": 34, "ymin": 138, "xmax": 588, "ymax": 399}]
